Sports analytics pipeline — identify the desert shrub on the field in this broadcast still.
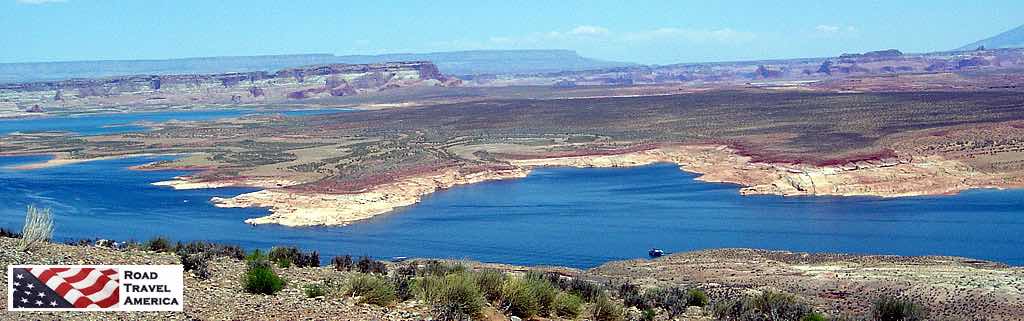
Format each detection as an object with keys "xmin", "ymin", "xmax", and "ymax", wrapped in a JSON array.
[
  {"xmin": 268, "ymin": 246, "xmax": 319, "ymax": 268},
  {"xmin": 641, "ymin": 308, "xmax": 657, "ymax": 321},
  {"xmin": 333, "ymin": 255, "xmax": 353, "ymax": 271},
  {"xmin": 748, "ymin": 291, "xmax": 812, "ymax": 321},
  {"xmin": 474, "ymin": 269, "xmax": 505, "ymax": 301},
  {"xmin": 500, "ymin": 277, "xmax": 540, "ymax": 318},
  {"xmin": 619, "ymin": 282, "xmax": 648, "ymax": 309},
  {"xmin": 304, "ymin": 283, "xmax": 327, "ymax": 298},
  {"xmin": 19, "ymin": 205, "xmax": 53, "ymax": 251},
  {"xmin": 174, "ymin": 240, "xmax": 245, "ymax": 260},
  {"xmin": 179, "ymin": 252, "xmax": 212, "ymax": 279},
  {"xmin": 525, "ymin": 275, "xmax": 559, "ymax": 316},
  {"xmin": 356, "ymin": 256, "xmax": 388, "ymax": 274},
  {"xmin": 418, "ymin": 273, "xmax": 486, "ymax": 321},
  {"xmin": 647, "ymin": 287, "xmax": 688, "ymax": 316},
  {"xmin": 553, "ymin": 292, "xmax": 584, "ymax": 318},
  {"xmin": 687, "ymin": 288, "xmax": 709, "ymax": 307},
  {"xmin": 591, "ymin": 295, "xmax": 624, "ymax": 321},
  {"xmin": 345, "ymin": 274, "xmax": 396, "ymax": 306},
  {"xmin": 713, "ymin": 291, "xmax": 812, "ymax": 321},
  {"xmin": 802, "ymin": 312, "xmax": 829, "ymax": 321},
  {"xmin": 1, "ymin": 227, "xmax": 22, "ymax": 238},
  {"xmin": 871, "ymin": 296, "xmax": 927, "ymax": 321},
  {"xmin": 391, "ymin": 275, "xmax": 416, "ymax": 301},
  {"xmin": 421, "ymin": 260, "xmax": 467, "ymax": 277},
  {"xmin": 565, "ymin": 277, "xmax": 605, "ymax": 302},
  {"xmin": 145, "ymin": 236, "xmax": 173, "ymax": 253},
  {"xmin": 395, "ymin": 263, "xmax": 418, "ymax": 276},
  {"xmin": 243, "ymin": 265, "xmax": 285, "ymax": 295}
]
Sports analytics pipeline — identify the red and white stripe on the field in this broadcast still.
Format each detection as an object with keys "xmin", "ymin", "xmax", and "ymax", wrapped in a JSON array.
[{"xmin": 29, "ymin": 267, "xmax": 119, "ymax": 308}]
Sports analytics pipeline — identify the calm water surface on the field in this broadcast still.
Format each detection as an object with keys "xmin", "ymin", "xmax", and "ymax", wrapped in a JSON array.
[
  {"xmin": 0, "ymin": 108, "xmax": 346, "ymax": 136},
  {"xmin": 1, "ymin": 156, "xmax": 1021, "ymax": 268}
]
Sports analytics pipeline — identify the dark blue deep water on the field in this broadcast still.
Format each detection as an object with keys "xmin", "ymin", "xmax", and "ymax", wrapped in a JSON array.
[{"xmin": 1, "ymin": 155, "xmax": 1022, "ymax": 268}]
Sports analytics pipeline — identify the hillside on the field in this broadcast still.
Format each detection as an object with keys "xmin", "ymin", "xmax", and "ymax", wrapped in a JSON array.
[
  {"xmin": 2, "ymin": 237, "xmax": 1021, "ymax": 320},
  {"xmin": 0, "ymin": 50, "xmax": 632, "ymax": 83},
  {"xmin": 958, "ymin": 24, "xmax": 1024, "ymax": 50}
]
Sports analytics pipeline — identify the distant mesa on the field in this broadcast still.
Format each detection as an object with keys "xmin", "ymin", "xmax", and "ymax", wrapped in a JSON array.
[
  {"xmin": 0, "ymin": 61, "xmax": 458, "ymax": 109},
  {"xmin": 0, "ymin": 49, "xmax": 634, "ymax": 84},
  {"xmin": 958, "ymin": 24, "xmax": 1024, "ymax": 51},
  {"xmin": 838, "ymin": 49, "xmax": 903, "ymax": 62}
]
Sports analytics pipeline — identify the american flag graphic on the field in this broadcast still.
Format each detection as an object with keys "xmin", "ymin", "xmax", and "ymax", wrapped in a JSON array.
[{"xmin": 10, "ymin": 267, "xmax": 119, "ymax": 309}]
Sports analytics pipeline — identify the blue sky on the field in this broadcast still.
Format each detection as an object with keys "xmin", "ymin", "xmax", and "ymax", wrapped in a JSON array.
[{"xmin": 2, "ymin": 0, "xmax": 1021, "ymax": 64}]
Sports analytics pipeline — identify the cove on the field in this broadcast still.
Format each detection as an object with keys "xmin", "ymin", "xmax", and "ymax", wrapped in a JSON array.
[{"xmin": 1, "ymin": 155, "xmax": 1022, "ymax": 269}]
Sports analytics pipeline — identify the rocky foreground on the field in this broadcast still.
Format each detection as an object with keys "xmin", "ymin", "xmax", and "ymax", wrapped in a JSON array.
[{"xmin": 2, "ymin": 237, "xmax": 1022, "ymax": 320}]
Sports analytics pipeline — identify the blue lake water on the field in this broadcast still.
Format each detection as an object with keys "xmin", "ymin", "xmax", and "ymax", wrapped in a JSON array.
[
  {"xmin": 1, "ymin": 155, "xmax": 1022, "ymax": 268},
  {"xmin": 0, "ymin": 108, "xmax": 347, "ymax": 136}
]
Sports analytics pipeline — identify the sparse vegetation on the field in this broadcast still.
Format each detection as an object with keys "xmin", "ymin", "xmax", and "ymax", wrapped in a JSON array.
[
  {"xmin": 144, "ymin": 236, "xmax": 172, "ymax": 252},
  {"xmin": 268, "ymin": 246, "xmax": 320, "ymax": 268},
  {"xmin": 802, "ymin": 312, "xmax": 829, "ymax": 321},
  {"xmin": 332, "ymin": 254, "xmax": 353, "ymax": 271},
  {"xmin": 499, "ymin": 277, "xmax": 541, "ymax": 318},
  {"xmin": 303, "ymin": 283, "xmax": 327, "ymax": 298},
  {"xmin": 18, "ymin": 205, "xmax": 53, "ymax": 251},
  {"xmin": 713, "ymin": 290, "xmax": 814, "ymax": 321},
  {"xmin": 180, "ymin": 252, "xmax": 213, "ymax": 279},
  {"xmin": 243, "ymin": 265, "xmax": 285, "ymax": 295},
  {"xmin": 0, "ymin": 227, "xmax": 21, "ymax": 238},
  {"xmin": 344, "ymin": 274, "xmax": 397, "ymax": 306},
  {"xmin": 417, "ymin": 272, "xmax": 486, "ymax": 321},
  {"xmin": 553, "ymin": 292, "xmax": 584, "ymax": 319},
  {"xmin": 474, "ymin": 269, "xmax": 505, "ymax": 301},
  {"xmin": 591, "ymin": 294, "xmax": 624, "ymax": 321},
  {"xmin": 871, "ymin": 296, "xmax": 927, "ymax": 321},
  {"xmin": 356, "ymin": 255, "xmax": 388, "ymax": 274}
]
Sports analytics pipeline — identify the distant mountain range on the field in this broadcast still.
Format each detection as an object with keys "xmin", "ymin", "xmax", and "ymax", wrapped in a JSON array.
[
  {"xmin": 0, "ymin": 50, "xmax": 633, "ymax": 83},
  {"xmin": 958, "ymin": 24, "xmax": 1024, "ymax": 51}
]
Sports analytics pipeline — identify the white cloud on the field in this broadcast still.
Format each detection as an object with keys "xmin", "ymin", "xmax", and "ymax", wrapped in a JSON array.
[
  {"xmin": 567, "ymin": 25, "xmax": 610, "ymax": 36},
  {"xmin": 814, "ymin": 24, "xmax": 858, "ymax": 37},
  {"xmin": 16, "ymin": 0, "xmax": 67, "ymax": 4}
]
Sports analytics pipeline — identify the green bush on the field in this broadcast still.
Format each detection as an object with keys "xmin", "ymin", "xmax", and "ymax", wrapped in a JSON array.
[
  {"xmin": 417, "ymin": 273, "xmax": 486, "ymax": 321},
  {"xmin": 687, "ymin": 288, "xmax": 709, "ymax": 307},
  {"xmin": 243, "ymin": 265, "xmax": 285, "ymax": 295},
  {"xmin": 553, "ymin": 292, "xmax": 584, "ymax": 319},
  {"xmin": 565, "ymin": 277, "xmax": 605, "ymax": 302},
  {"xmin": 500, "ymin": 277, "xmax": 540, "ymax": 318},
  {"xmin": 802, "ymin": 312, "xmax": 829, "ymax": 321},
  {"xmin": 525, "ymin": 275, "xmax": 559, "ymax": 316},
  {"xmin": 474, "ymin": 269, "xmax": 505, "ymax": 301},
  {"xmin": 304, "ymin": 283, "xmax": 327, "ymax": 298},
  {"xmin": 641, "ymin": 308, "xmax": 657, "ymax": 321},
  {"xmin": 145, "ymin": 236, "xmax": 172, "ymax": 252},
  {"xmin": 871, "ymin": 296, "xmax": 927, "ymax": 321},
  {"xmin": 591, "ymin": 295, "xmax": 624, "ymax": 321},
  {"xmin": 345, "ymin": 274, "xmax": 396, "ymax": 306},
  {"xmin": 421, "ymin": 260, "xmax": 467, "ymax": 277}
]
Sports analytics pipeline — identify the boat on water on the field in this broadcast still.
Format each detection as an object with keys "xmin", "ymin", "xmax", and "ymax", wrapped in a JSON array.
[{"xmin": 648, "ymin": 248, "xmax": 665, "ymax": 258}]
